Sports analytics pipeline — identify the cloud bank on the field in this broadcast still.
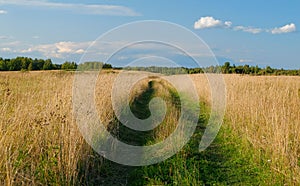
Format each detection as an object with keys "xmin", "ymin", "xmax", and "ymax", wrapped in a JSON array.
[
  {"xmin": 21, "ymin": 41, "xmax": 92, "ymax": 58},
  {"xmin": 0, "ymin": 0, "xmax": 140, "ymax": 16},
  {"xmin": 194, "ymin": 16, "xmax": 296, "ymax": 34}
]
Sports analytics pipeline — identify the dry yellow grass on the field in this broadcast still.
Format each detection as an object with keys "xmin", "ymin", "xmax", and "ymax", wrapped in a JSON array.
[
  {"xmin": 0, "ymin": 71, "xmax": 299, "ymax": 185},
  {"xmin": 95, "ymin": 72, "xmax": 186, "ymax": 146},
  {"xmin": 192, "ymin": 74, "xmax": 300, "ymax": 184},
  {"xmin": 0, "ymin": 71, "xmax": 104, "ymax": 185},
  {"xmin": 225, "ymin": 75, "xmax": 300, "ymax": 184}
]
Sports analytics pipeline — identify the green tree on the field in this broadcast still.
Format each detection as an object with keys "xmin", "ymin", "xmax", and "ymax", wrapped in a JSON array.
[
  {"xmin": 222, "ymin": 62, "xmax": 231, "ymax": 74},
  {"xmin": 243, "ymin": 65, "xmax": 250, "ymax": 74},
  {"xmin": 21, "ymin": 57, "xmax": 31, "ymax": 70},
  {"xmin": 8, "ymin": 58, "xmax": 22, "ymax": 71},
  {"xmin": 43, "ymin": 59, "xmax": 53, "ymax": 70},
  {"xmin": 37, "ymin": 59, "xmax": 45, "ymax": 70},
  {"xmin": 103, "ymin": 63, "xmax": 112, "ymax": 69},
  {"xmin": 0, "ymin": 58, "xmax": 8, "ymax": 71},
  {"xmin": 62, "ymin": 61, "xmax": 77, "ymax": 70},
  {"xmin": 265, "ymin": 66, "xmax": 274, "ymax": 74}
]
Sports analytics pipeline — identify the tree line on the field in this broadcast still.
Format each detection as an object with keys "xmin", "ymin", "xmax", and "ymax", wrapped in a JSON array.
[
  {"xmin": 0, "ymin": 57, "xmax": 78, "ymax": 71},
  {"xmin": 216, "ymin": 62, "xmax": 300, "ymax": 76},
  {"xmin": 0, "ymin": 57, "xmax": 299, "ymax": 76},
  {"xmin": 0, "ymin": 57, "xmax": 112, "ymax": 71},
  {"xmin": 125, "ymin": 62, "xmax": 300, "ymax": 76}
]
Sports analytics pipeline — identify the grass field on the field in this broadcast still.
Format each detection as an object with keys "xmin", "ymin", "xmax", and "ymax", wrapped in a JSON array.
[{"xmin": 0, "ymin": 71, "xmax": 299, "ymax": 185}]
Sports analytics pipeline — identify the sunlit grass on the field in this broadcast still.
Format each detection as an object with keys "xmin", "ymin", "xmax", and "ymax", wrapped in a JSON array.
[{"xmin": 0, "ymin": 71, "xmax": 299, "ymax": 185}]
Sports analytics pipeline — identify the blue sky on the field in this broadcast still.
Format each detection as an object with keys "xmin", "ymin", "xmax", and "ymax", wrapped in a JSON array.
[{"xmin": 0, "ymin": 0, "xmax": 299, "ymax": 68}]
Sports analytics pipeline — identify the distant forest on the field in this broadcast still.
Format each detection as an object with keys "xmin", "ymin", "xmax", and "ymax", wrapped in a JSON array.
[
  {"xmin": 125, "ymin": 62, "xmax": 300, "ymax": 76},
  {"xmin": 0, "ymin": 57, "xmax": 299, "ymax": 76},
  {"xmin": 0, "ymin": 57, "xmax": 111, "ymax": 71}
]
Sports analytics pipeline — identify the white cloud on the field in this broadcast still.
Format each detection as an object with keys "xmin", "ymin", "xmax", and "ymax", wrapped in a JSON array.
[
  {"xmin": 56, "ymin": 42, "xmax": 73, "ymax": 53},
  {"xmin": 271, "ymin": 23, "xmax": 296, "ymax": 34},
  {"xmin": 239, "ymin": 59, "xmax": 253, "ymax": 63},
  {"xmin": 0, "ymin": 39, "xmax": 213, "ymax": 64},
  {"xmin": 0, "ymin": 9, "xmax": 7, "ymax": 14},
  {"xmin": 21, "ymin": 41, "xmax": 92, "ymax": 58},
  {"xmin": 16, "ymin": 40, "xmax": 126, "ymax": 59},
  {"xmin": 0, "ymin": 41, "xmax": 22, "ymax": 48},
  {"xmin": 75, "ymin": 49, "xmax": 85, "ymax": 54},
  {"xmin": 1, "ymin": 48, "xmax": 11, "ymax": 52},
  {"xmin": 224, "ymin": 21, "xmax": 232, "ymax": 28},
  {"xmin": 194, "ymin": 16, "xmax": 229, "ymax": 29},
  {"xmin": 0, "ymin": 0, "xmax": 139, "ymax": 16},
  {"xmin": 194, "ymin": 16, "xmax": 296, "ymax": 35},
  {"xmin": 234, "ymin": 26, "xmax": 262, "ymax": 34}
]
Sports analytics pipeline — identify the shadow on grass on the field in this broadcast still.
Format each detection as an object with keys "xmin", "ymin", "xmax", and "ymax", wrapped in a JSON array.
[
  {"xmin": 128, "ymin": 103, "xmax": 263, "ymax": 185},
  {"xmin": 76, "ymin": 79, "xmax": 169, "ymax": 185},
  {"xmin": 76, "ymin": 79, "xmax": 262, "ymax": 185}
]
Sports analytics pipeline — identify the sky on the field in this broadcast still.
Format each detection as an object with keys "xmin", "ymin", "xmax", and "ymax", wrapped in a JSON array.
[{"xmin": 0, "ymin": 0, "xmax": 299, "ymax": 69}]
